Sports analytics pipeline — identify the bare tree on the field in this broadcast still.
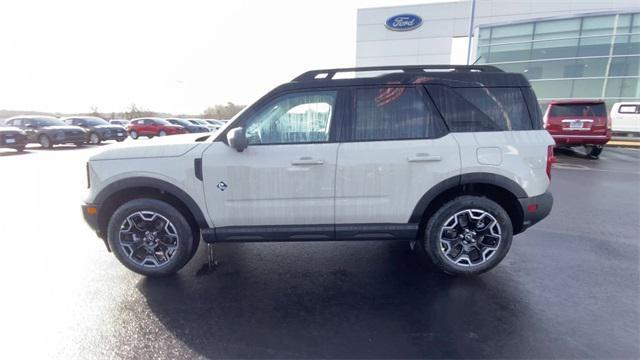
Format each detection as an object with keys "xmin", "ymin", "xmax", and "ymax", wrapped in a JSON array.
[{"xmin": 203, "ymin": 102, "xmax": 245, "ymax": 120}]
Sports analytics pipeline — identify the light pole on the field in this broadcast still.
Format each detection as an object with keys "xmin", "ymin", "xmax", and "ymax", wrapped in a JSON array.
[{"xmin": 466, "ymin": 0, "xmax": 477, "ymax": 65}]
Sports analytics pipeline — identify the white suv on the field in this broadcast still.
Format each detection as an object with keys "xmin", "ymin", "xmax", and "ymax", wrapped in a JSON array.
[{"xmin": 82, "ymin": 65, "xmax": 555, "ymax": 277}]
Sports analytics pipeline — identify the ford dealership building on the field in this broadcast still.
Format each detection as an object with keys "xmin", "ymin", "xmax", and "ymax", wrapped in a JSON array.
[{"xmin": 356, "ymin": 0, "xmax": 640, "ymax": 108}]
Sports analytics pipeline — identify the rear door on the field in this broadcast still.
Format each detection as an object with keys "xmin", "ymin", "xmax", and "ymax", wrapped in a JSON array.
[{"xmin": 334, "ymin": 85, "xmax": 459, "ymax": 238}]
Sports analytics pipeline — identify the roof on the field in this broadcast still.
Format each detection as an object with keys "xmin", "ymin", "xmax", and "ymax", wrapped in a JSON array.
[
  {"xmin": 549, "ymin": 99, "xmax": 605, "ymax": 105},
  {"xmin": 277, "ymin": 65, "xmax": 531, "ymax": 92}
]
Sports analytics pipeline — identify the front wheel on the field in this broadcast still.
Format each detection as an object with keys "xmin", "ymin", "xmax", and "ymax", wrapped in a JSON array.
[
  {"xmin": 107, "ymin": 198, "xmax": 196, "ymax": 276},
  {"xmin": 89, "ymin": 132, "xmax": 101, "ymax": 145},
  {"xmin": 585, "ymin": 145, "xmax": 603, "ymax": 159},
  {"xmin": 420, "ymin": 195, "xmax": 513, "ymax": 276},
  {"xmin": 39, "ymin": 135, "xmax": 52, "ymax": 149}
]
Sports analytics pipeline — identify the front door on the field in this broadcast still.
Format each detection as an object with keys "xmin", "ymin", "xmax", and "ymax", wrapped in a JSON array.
[{"xmin": 202, "ymin": 90, "xmax": 341, "ymax": 239}]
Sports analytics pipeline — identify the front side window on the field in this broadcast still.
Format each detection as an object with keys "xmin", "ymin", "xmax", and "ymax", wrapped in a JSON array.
[
  {"xmin": 353, "ymin": 86, "xmax": 446, "ymax": 141},
  {"xmin": 245, "ymin": 91, "xmax": 336, "ymax": 144}
]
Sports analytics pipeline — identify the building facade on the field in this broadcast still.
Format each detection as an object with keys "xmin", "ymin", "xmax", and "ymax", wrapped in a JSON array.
[{"xmin": 356, "ymin": 0, "xmax": 640, "ymax": 108}]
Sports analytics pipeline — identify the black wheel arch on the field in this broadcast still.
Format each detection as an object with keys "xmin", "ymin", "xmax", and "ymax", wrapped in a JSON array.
[
  {"xmin": 94, "ymin": 177, "xmax": 209, "ymax": 243},
  {"xmin": 410, "ymin": 173, "xmax": 527, "ymax": 235}
]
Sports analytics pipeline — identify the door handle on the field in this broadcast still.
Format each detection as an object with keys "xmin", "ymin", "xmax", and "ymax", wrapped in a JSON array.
[
  {"xmin": 407, "ymin": 153, "xmax": 441, "ymax": 162},
  {"xmin": 291, "ymin": 157, "xmax": 324, "ymax": 166}
]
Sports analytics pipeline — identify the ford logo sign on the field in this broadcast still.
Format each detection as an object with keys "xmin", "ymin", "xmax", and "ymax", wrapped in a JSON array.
[{"xmin": 385, "ymin": 14, "xmax": 423, "ymax": 32}]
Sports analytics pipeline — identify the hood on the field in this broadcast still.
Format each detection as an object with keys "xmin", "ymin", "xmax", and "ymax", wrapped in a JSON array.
[
  {"xmin": 89, "ymin": 133, "xmax": 210, "ymax": 161},
  {"xmin": 42, "ymin": 125, "xmax": 86, "ymax": 131}
]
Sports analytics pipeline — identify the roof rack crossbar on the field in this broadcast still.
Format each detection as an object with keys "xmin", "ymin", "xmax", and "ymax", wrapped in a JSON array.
[{"xmin": 293, "ymin": 65, "xmax": 503, "ymax": 81}]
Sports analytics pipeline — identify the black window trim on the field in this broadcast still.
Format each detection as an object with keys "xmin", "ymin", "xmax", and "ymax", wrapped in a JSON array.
[
  {"xmin": 618, "ymin": 104, "xmax": 638, "ymax": 114},
  {"xmin": 341, "ymin": 84, "xmax": 449, "ymax": 143}
]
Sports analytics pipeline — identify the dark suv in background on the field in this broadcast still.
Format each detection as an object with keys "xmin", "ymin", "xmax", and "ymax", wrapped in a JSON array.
[
  {"xmin": 5, "ymin": 115, "xmax": 88, "ymax": 148},
  {"xmin": 166, "ymin": 118, "xmax": 210, "ymax": 133},
  {"xmin": 63, "ymin": 116, "xmax": 128, "ymax": 144}
]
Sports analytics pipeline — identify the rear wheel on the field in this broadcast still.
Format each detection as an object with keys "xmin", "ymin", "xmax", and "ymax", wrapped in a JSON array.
[
  {"xmin": 420, "ymin": 195, "xmax": 513, "ymax": 276},
  {"xmin": 129, "ymin": 130, "xmax": 138, "ymax": 139},
  {"xmin": 158, "ymin": 130, "xmax": 167, "ymax": 137},
  {"xmin": 585, "ymin": 145, "xmax": 603, "ymax": 159},
  {"xmin": 39, "ymin": 135, "xmax": 52, "ymax": 149},
  {"xmin": 15, "ymin": 146, "xmax": 25, "ymax": 152},
  {"xmin": 107, "ymin": 198, "xmax": 196, "ymax": 277}
]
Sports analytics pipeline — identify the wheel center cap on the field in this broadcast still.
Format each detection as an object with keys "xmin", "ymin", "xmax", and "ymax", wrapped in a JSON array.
[{"xmin": 144, "ymin": 231, "xmax": 158, "ymax": 246}]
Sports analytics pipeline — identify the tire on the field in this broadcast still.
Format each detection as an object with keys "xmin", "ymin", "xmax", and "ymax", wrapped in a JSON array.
[
  {"xmin": 107, "ymin": 198, "xmax": 196, "ymax": 277},
  {"xmin": 39, "ymin": 135, "xmax": 52, "ymax": 149},
  {"xmin": 116, "ymin": 138, "xmax": 125, "ymax": 142},
  {"xmin": 130, "ymin": 130, "xmax": 138, "ymax": 139},
  {"xmin": 585, "ymin": 145, "xmax": 603, "ymax": 159},
  {"xmin": 89, "ymin": 132, "xmax": 101, "ymax": 145},
  {"xmin": 158, "ymin": 130, "xmax": 167, "ymax": 137},
  {"xmin": 419, "ymin": 195, "xmax": 513, "ymax": 276},
  {"xmin": 15, "ymin": 146, "xmax": 25, "ymax": 152},
  {"xmin": 74, "ymin": 142, "xmax": 84, "ymax": 147}
]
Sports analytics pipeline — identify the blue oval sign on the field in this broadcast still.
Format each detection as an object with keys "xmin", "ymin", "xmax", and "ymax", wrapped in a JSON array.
[{"xmin": 385, "ymin": 14, "xmax": 423, "ymax": 31}]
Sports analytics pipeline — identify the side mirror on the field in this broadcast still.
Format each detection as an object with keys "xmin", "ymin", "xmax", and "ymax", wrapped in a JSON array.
[{"xmin": 227, "ymin": 127, "xmax": 248, "ymax": 152}]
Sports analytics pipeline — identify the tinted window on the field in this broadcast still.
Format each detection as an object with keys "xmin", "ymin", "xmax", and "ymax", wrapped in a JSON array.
[
  {"xmin": 427, "ymin": 85, "xmax": 534, "ymax": 132},
  {"xmin": 549, "ymin": 103, "xmax": 607, "ymax": 117},
  {"xmin": 245, "ymin": 91, "xmax": 336, "ymax": 144},
  {"xmin": 521, "ymin": 87, "xmax": 544, "ymax": 129},
  {"xmin": 353, "ymin": 86, "xmax": 446, "ymax": 141}
]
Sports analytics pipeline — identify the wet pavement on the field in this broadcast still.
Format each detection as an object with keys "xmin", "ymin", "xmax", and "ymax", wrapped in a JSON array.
[{"xmin": 0, "ymin": 143, "xmax": 638, "ymax": 358}]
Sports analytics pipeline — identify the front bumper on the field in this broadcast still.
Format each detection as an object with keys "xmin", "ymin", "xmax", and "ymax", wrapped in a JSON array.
[
  {"xmin": 82, "ymin": 204, "xmax": 110, "ymax": 250},
  {"xmin": 99, "ymin": 129, "xmax": 128, "ymax": 141},
  {"xmin": 517, "ymin": 191, "xmax": 553, "ymax": 233}
]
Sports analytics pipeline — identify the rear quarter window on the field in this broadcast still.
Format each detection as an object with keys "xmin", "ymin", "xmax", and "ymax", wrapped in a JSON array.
[{"xmin": 426, "ymin": 85, "xmax": 534, "ymax": 132}]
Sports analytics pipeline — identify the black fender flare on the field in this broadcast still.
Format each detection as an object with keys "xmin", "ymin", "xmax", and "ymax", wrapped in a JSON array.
[
  {"xmin": 94, "ymin": 176, "xmax": 209, "ymax": 229},
  {"xmin": 408, "ymin": 172, "xmax": 527, "ymax": 223}
]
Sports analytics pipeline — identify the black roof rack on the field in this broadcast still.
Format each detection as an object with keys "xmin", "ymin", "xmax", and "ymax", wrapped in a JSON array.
[{"xmin": 293, "ymin": 65, "xmax": 504, "ymax": 82}]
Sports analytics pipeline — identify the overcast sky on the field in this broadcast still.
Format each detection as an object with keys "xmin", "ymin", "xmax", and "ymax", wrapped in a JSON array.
[{"xmin": 0, "ymin": 0, "xmax": 444, "ymax": 114}]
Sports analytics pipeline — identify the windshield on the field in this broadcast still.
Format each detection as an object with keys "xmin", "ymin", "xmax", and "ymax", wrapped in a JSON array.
[
  {"xmin": 84, "ymin": 118, "xmax": 109, "ymax": 126},
  {"xmin": 37, "ymin": 118, "xmax": 66, "ymax": 126},
  {"xmin": 189, "ymin": 120, "xmax": 206, "ymax": 125},
  {"xmin": 169, "ymin": 119, "xmax": 192, "ymax": 126},
  {"xmin": 154, "ymin": 118, "xmax": 171, "ymax": 125}
]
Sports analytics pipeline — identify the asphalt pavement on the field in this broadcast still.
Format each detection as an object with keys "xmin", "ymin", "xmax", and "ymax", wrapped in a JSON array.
[{"xmin": 0, "ymin": 142, "xmax": 638, "ymax": 359}]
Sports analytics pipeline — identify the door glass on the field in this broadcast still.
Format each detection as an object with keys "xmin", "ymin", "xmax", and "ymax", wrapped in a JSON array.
[{"xmin": 245, "ymin": 91, "xmax": 336, "ymax": 144}]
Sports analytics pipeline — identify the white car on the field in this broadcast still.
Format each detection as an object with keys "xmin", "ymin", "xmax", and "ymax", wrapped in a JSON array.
[
  {"xmin": 610, "ymin": 102, "xmax": 640, "ymax": 135},
  {"xmin": 82, "ymin": 65, "xmax": 554, "ymax": 277}
]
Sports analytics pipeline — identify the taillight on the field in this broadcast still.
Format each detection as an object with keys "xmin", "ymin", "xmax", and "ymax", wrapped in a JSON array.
[
  {"xmin": 546, "ymin": 145, "xmax": 556, "ymax": 180},
  {"xmin": 606, "ymin": 115, "xmax": 612, "ymax": 130}
]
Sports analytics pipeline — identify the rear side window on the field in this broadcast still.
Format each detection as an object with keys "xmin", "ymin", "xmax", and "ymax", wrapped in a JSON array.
[
  {"xmin": 353, "ymin": 86, "xmax": 446, "ymax": 141},
  {"xmin": 618, "ymin": 105, "xmax": 638, "ymax": 114},
  {"xmin": 426, "ymin": 85, "xmax": 534, "ymax": 132},
  {"xmin": 549, "ymin": 103, "xmax": 607, "ymax": 117}
]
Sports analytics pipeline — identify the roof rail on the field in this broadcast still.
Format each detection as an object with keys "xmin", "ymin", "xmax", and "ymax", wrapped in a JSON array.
[{"xmin": 293, "ymin": 65, "xmax": 504, "ymax": 81}]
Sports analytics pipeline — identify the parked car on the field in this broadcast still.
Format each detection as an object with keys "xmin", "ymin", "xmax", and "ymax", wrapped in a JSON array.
[
  {"xmin": 82, "ymin": 65, "xmax": 554, "ymax": 277},
  {"xmin": 0, "ymin": 125, "xmax": 28, "ymax": 152},
  {"xmin": 188, "ymin": 119, "xmax": 217, "ymax": 131},
  {"xmin": 63, "ymin": 116, "xmax": 127, "ymax": 144},
  {"xmin": 204, "ymin": 119, "xmax": 226, "ymax": 129},
  {"xmin": 166, "ymin": 118, "xmax": 210, "ymax": 133},
  {"xmin": 610, "ymin": 102, "xmax": 640, "ymax": 136},
  {"xmin": 5, "ymin": 115, "xmax": 88, "ymax": 148},
  {"xmin": 543, "ymin": 100, "xmax": 611, "ymax": 159},
  {"xmin": 127, "ymin": 118, "xmax": 187, "ymax": 139},
  {"xmin": 110, "ymin": 119, "xmax": 130, "ymax": 127}
]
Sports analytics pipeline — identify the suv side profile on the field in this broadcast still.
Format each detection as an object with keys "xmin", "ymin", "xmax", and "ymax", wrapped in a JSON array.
[
  {"xmin": 82, "ymin": 65, "xmax": 554, "ymax": 277},
  {"xmin": 5, "ymin": 115, "xmax": 88, "ymax": 148},
  {"xmin": 127, "ymin": 117, "xmax": 187, "ymax": 139},
  {"xmin": 63, "ymin": 116, "xmax": 128, "ymax": 144}
]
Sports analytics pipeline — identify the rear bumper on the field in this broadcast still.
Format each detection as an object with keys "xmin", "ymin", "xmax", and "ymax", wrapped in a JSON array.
[
  {"xmin": 550, "ymin": 133, "xmax": 611, "ymax": 146},
  {"xmin": 1, "ymin": 135, "xmax": 28, "ymax": 148},
  {"xmin": 517, "ymin": 191, "xmax": 553, "ymax": 233}
]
